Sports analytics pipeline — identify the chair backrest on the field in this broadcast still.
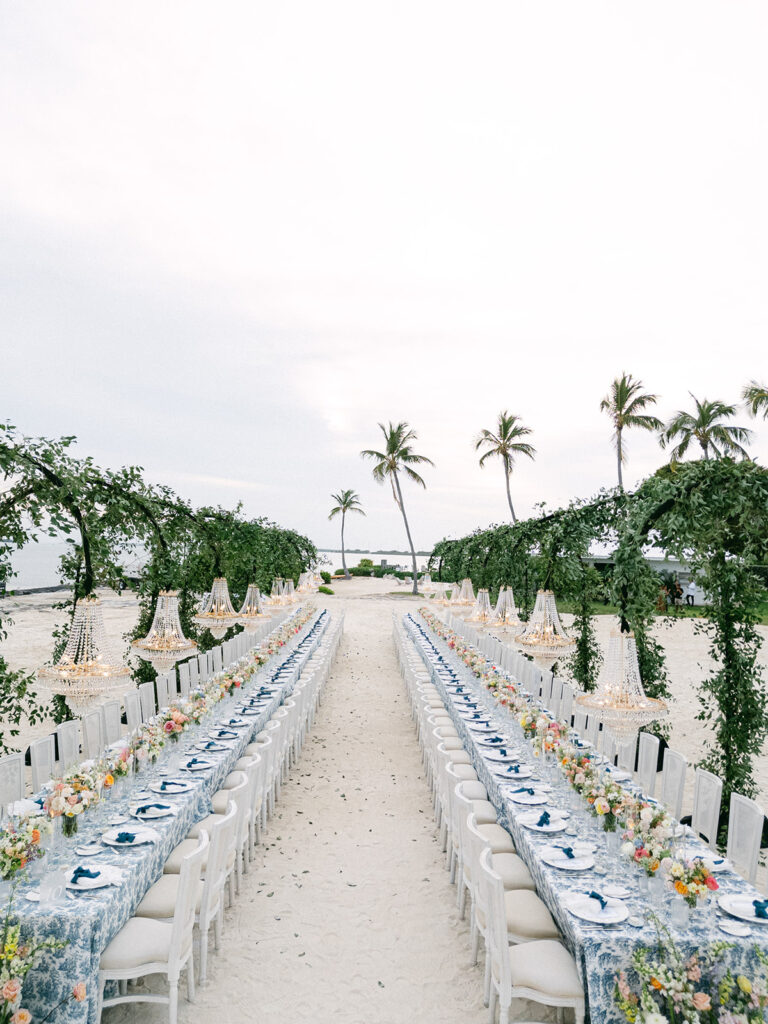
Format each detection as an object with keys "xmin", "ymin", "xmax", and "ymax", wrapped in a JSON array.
[
  {"xmin": 155, "ymin": 673, "xmax": 171, "ymax": 711},
  {"xmin": 692, "ymin": 767, "xmax": 723, "ymax": 848},
  {"xmin": 540, "ymin": 672, "xmax": 554, "ymax": 706},
  {"xmin": 660, "ymin": 747, "xmax": 686, "ymax": 819},
  {"xmin": 100, "ymin": 700, "xmax": 122, "ymax": 746},
  {"xmin": 478, "ymin": 846, "xmax": 511, "ymax": 1000},
  {"xmin": 585, "ymin": 713, "xmax": 600, "ymax": 747},
  {"xmin": 29, "ymin": 736, "xmax": 56, "ymax": 792},
  {"xmin": 726, "ymin": 793, "xmax": 763, "ymax": 885},
  {"xmin": 178, "ymin": 661, "xmax": 191, "ymax": 699},
  {"xmin": 465, "ymin": 812, "xmax": 493, "ymax": 914},
  {"xmin": 549, "ymin": 677, "xmax": 564, "ymax": 719},
  {"xmin": 636, "ymin": 732, "xmax": 660, "ymax": 797},
  {"xmin": 212, "ymin": 646, "xmax": 223, "ymax": 675},
  {"xmin": 56, "ymin": 719, "xmax": 81, "ymax": 771},
  {"xmin": 138, "ymin": 680, "xmax": 156, "ymax": 721},
  {"xmin": 616, "ymin": 734, "xmax": 637, "ymax": 773},
  {"xmin": 602, "ymin": 731, "xmax": 618, "ymax": 765},
  {"xmin": 0, "ymin": 752, "xmax": 25, "ymax": 805},
  {"xmin": 572, "ymin": 709, "xmax": 587, "ymax": 736},
  {"xmin": 197, "ymin": 652, "xmax": 209, "ymax": 684},
  {"xmin": 189, "ymin": 660, "xmax": 201, "ymax": 689},
  {"xmin": 169, "ymin": 832, "xmax": 209, "ymax": 964},
  {"xmin": 81, "ymin": 710, "xmax": 103, "ymax": 760},
  {"xmin": 123, "ymin": 690, "xmax": 142, "ymax": 735},
  {"xmin": 201, "ymin": 800, "xmax": 238, "ymax": 923},
  {"xmin": 559, "ymin": 685, "xmax": 574, "ymax": 726}
]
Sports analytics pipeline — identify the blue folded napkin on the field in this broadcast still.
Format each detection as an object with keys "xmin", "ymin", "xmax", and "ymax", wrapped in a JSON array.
[
  {"xmin": 558, "ymin": 846, "xmax": 575, "ymax": 859},
  {"xmin": 115, "ymin": 832, "xmax": 136, "ymax": 844},
  {"xmin": 754, "ymin": 900, "xmax": 768, "ymax": 919},
  {"xmin": 203, "ymin": 741, "xmax": 219, "ymax": 750},
  {"xmin": 187, "ymin": 758, "xmax": 207, "ymax": 767},
  {"xmin": 505, "ymin": 765, "xmax": 521, "ymax": 774},
  {"xmin": 135, "ymin": 804, "xmax": 168, "ymax": 815},
  {"xmin": 536, "ymin": 811, "xmax": 550, "ymax": 827},
  {"xmin": 512, "ymin": 787, "xmax": 535, "ymax": 796},
  {"xmin": 160, "ymin": 781, "xmax": 183, "ymax": 790},
  {"xmin": 487, "ymin": 737, "xmax": 503, "ymax": 745},
  {"xmin": 71, "ymin": 866, "xmax": 100, "ymax": 884},
  {"xmin": 587, "ymin": 890, "xmax": 607, "ymax": 910}
]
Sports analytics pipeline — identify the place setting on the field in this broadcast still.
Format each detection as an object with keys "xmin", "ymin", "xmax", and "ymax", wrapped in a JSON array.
[
  {"xmin": 197, "ymin": 739, "xmax": 234, "ymax": 753},
  {"xmin": 501, "ymin": 784, "xmax": 549, "ymax": 806},
  {"xmin": 149, "ymin": 778, "xmax": 195, "ymax": 795},
  {"xmin": 491, "ymin": 761, "xmax": 532, "ymax": 777},
  {"xmin": 517, "ymin": 809, "xmax": 568, "ymax": 833},
  {"xmin": 129, "ymin": 801, "xmax": 178, "ymax": 821},
  {"xmin": 540, "ymin": 842, "xmax": 595, "ymax": 871},
  {"xmin": 102, "ymin": 825, "xmax": 161, "ymax": 848},
  {"xmin": 565, "ymin": 889, "xmax": 629, "ymax": 926},
  {"xmin": 66, "ymin": 862, "xmax": 126, "ymax": 895}
]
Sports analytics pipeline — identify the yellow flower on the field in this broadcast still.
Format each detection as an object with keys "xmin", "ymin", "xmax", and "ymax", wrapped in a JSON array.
[
  {"xmin": 674, "ymin": 881, "xmax": 688, "ymax": 896},
  {"xmin": 737, "ymin": 975, "xmax": 752, "ymax": 995}
]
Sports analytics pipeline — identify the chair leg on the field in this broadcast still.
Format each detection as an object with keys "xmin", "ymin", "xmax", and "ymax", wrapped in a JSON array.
[
  {"xmin": 483, "ymin": 947, "xmax": 491, "ymax": 1006},
  {"xmin": 199, "ymin": 927, "xmax": 209, "ymax": 986},
  {"xmin": 187, "ymin": 955, "xmax": 196, "ymax": 1003},
  {"xmin": 169, "ymin": 977, "xmax": 179, "ymax": 1024},
  {"xmin": 470, "ymin": 918, "xmax": 480, "ymax": 966},
  {"xmin": 488, "ymin": 984, "xmax": 497, "ymax": 1023}
]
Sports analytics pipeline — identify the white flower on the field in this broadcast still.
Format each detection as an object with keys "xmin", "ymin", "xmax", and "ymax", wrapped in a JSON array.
[
  {"xmin": 643, "ymin": 1013, "xmax": 669, "ymax": 1024},
  {"xmin": 621, "ymin": 841, "xmax": 635, "ymax": 858},
  {"xmin": 639, "ymin": 807, "xmax": 654, "ymax": 827}
]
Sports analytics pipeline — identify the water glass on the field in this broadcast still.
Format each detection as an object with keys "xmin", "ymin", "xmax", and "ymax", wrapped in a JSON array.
[{"xmin": 670, "ymin": 895, "xmax": 691, "ymax": 929}]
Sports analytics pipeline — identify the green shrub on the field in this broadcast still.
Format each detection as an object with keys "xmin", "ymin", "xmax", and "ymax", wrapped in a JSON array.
[
  {"xmin": 357, "ymin": 557, "xmax": 374, "ymax": 569},
  {"xmin": 318, "ymin": 585, "xmax": 334, "ymax": 595},
  {"xmin": 320, "ymin": 571, "xmax": 332, "ymax": 584}
]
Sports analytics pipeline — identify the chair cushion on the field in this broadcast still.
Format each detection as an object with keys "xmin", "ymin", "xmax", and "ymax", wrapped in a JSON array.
[
  {"xmin": 477, "ymin": 823, "xmax": 515, "ymax": 854},
  {"xmin": 471, "ymin": 799, "xmax": 498, "ymax": 825},
  {"xmin": 135, "ymin": 875, "xmax": 203, "ymax": 919},
  {"xmin": 245, "ymin": 743, "xmax": 263, "ymax": 756},
  {"xmin": 507, "ymin": 940, "xmax": 584, "ymax": 998},
  {"xmin": 100, "ymin": 918, "xmax": 173, "ymax": 970},
  {"xmin": 235, "ymin": 756, "xmax": 255, "ymax": 771},
  {"xmin": 163, "ymin": 838, "xmax": 209, "ymax": 874},
  {"xmin": 504, "ymin": 890, "xmax": 560, "ymax": 940},
  {"xmin": 451, "ymin": 764, "xmax": 479, "ymax": 781},
  {"xmin": 446, "ymin": 750, "xmax": 472, "ymax": 765},
  {"xmin": 189, "ymin": 812, "xmax": 224, "ymax": 838},
  {"xmin": 492, "ymin": 852, "xmax": 535, "ymax": 891}
]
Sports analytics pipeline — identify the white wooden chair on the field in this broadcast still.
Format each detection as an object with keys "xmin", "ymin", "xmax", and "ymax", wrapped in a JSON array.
[
  {"xmin": 212, "ymin": 646, "xmax": 223, "ymax": 675},
  {"xmin": 178, "ymin": 662, "xmax": 191, "ymax": 699},
  {"xmin": 29, "ymin": 736, "xmax": 56, "ymax": 792},
  {"xmin": 0, "ymin": 752, "xmax": 25, "ymax": 806},
  {"xmin": 616, "ymin": 734, "xmax": 637, "ymax": 773},
  {"xmin": 584, "ymin": 713, "xmax": 600, "ymax": 747},
  {"xmin": 726, "ymin": 793, "xmax": 764, "ymax": 885},
  {"xmin": 691, "ymin": 767, "xmax": 723, "ymax": 848},
  {"xmin": 123, "ymin": 690, "xmax": 142, "ymax": 735},
  {"xmin": 636, "ymin": 732, "xmax": 660, "ymax": 797},
  {"xmin": 97, "ymin": 832, "xmax": 208, "ymax": 1023},
  {"xmin": 81, "ymin": 710, "xmax": 104, "ymax": 760},
  {"xmin": 479, "ymin": 846, "xmax": 585, "ymax": 1024},
  {"xmin": 660, "ymin": 747, "xmax": 686, "ymax": 819},
  {"xmin": 55, "ymin": 720, "xmax": 80, "ymax": 771},
  {"xmin": 100, "ymin": 700, "xmax": 122, "ymax": 746},
  {"xmin": 155, "ymin": 673, "xmax": 172, "ymax": 711},
  {"xmin": 139, "ymin": 680, "xmax": 156, "ymax": 721}
]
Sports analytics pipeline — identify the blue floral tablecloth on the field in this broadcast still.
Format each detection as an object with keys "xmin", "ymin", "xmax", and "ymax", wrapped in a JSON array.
[
  {"xmin": 15, "ymin": 609, "xmax": 331, "ymax": 1024},
  {"xmin": 405, "ymin": 611, "xmax": 768, "ymax": 1023}
]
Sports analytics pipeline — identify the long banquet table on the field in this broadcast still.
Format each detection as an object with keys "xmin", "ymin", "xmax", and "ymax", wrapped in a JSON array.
[
  {"xmin": 14, "ymin": 607, "xmax": 331, "ymax": 1024},
  {"xmin": 404, "ymin": 610, "xmax": 768, "ymax": 1024}
]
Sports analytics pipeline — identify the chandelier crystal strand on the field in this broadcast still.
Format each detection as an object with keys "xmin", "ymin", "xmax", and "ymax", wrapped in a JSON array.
[
  {"xmin": 576, "ymin": 631, "xmax": 667, "ymax": 743},
  {"xmin": 467, "ymin": 588, "xmax": 493, "ymax": 624},
  {"xmin": 270, "ymin": 578, "xmax": 285, "ymax": 606},
  {"xmin": 283, "ymin": 579, "xmax": 296, "ymax": 604},
  {"xmin": 38, "ymin": 596, "xmax": 132, "ymax": 716},
  {"xmin": 432, "ymin": 581, "xmax": 448, "ymax": 604},
  {"xmin": 492, "ymin": 586, "xmax": 521, "ymax": 629},
  {"xmin": 192, "ymin": 577, "xmax": 241, "ymax": 640},
  {"xmin": 420, "ymin": 572, "xmax": 433, "ymax": 591},
  {"xmin": 132, "ymin": 590, "xmax": 198, "ymax": 672},
  {"xmin": 238, "ymin": 583, "xmax": 271, "ymax": 629},
  {"xmin": 457, "ymin": 578, "xmax": 475, "ymax": 606},
  {"xmin": 516, "ymin": 589, "xmax": 575, "ymax": 668}
]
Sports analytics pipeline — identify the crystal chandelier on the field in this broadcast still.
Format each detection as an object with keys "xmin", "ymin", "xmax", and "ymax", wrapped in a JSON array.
[
  {"xmin": 238, "ymin": 583, "xmax": 271, "ymax": 629},
  {"xmin": 132, "ymin": 590, "xmax": 198, "ymax": 672},
  {"xmin": 576, "ymin": 631, "xmax": 667, "ymax": 743},
  {"xmin": 455, "ymin": 578, "xmax": 475, "ymax": 606},
  {"xmin": 516, "ymin": 589, "xmax": 575, "ymax": 668},
  {"xmin": 491, "ymin": 586, "xmax": 521, "ymax": 629},
  {"xmin": 432, "ymin": 582, "xmax": 449, "ymax": 604},
  {"xmin": 467, "ymin": 588, "xmax": 493, "ymax": 624},
  {"xmin": 420, "ymin": 572, "xmax": 434, "ymax": 591},
  {"xmin": 192, "ymin": 577, "xmax": 241, "ymax": 640},
  {"xmin": 269, "ymin": 578, "xmax": 285, "ymax": 606},
  {"xmin": 283, "ymin": 579, "xmax": 296, "ymax": 603},
  {"xmin": 38, "ymin": 596, "xmax": 132, "ymax": 717}
]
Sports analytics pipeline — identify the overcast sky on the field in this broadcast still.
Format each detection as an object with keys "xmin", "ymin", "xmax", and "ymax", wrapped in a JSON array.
[{"xmin": 1, "ymin": 2, "xmax": 766, "ymax": 554}]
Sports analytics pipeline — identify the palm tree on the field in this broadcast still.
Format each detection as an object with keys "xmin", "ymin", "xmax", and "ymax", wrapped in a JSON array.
[
  {"xmin": 360, "ymin": 422, "xmax": 434, "ymax": 595},
  {"xmin": 474, "ymin": 411, "xmax": 536, "ymax": 523},
  {"xmin": 660, "ymin": 394, "xmax": 753, "ymax": 461},
  {"xmin": 743, "ymin": 380, "xmax": 768, "ymax": 419},
  {"xmin": 599, "ymin": 373, "xmax": 662, "ymax": 489},
  {"xmin": 328, "ymin": 489, "xmax": 365, "ymax": 580}
]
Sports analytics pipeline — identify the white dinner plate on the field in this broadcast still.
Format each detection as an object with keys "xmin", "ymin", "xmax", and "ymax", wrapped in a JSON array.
[
  {"xmin": 129, "ymin": 803, "xmax": 177, "ymax": 820},
  {"xmin": 503, "ymin": 788, "xmax": 549, "ymax": 806},
  {"xmin": 477, "ymin": 738, "xmax": 511, "ymax": 749},
  {"xmin": 604, "ymin": 767, "xmax": 631, "ymax": 782},
  {"xmin": 492, "ymin": 765, "xmax": 532, "ymax": 780},
  {"xmin": 182, "ymin": 759, "xmax": 215, "ymax": 772},
  {"xmin": 676, "ymin": 846, "xmax": 729, "ymax": 872},
  {"xmin": 541, "ymin": 845, "xmax": 595, "ymax": 871},
  {"xmin": 567, "ymin": 893, "xmax": 628, "ymax": 924},
  {"xmin": 66, "ymin": 869, "xmax": 113, "ymax": 891},
  {"xmin": 602, "ymin": 883, "xmax": 632, "ymax": 899},
  {"xmin": 74, "ymin": 844, "xmax": 104, "ymax": 857},
  {"xmin": 518, "ymin": 811, "xmax": 567, "ymax": 833},
  {"xmin": 102, "ymin": 826, "xmax": 160, "ymax": 847},
  {"xmin": 149, "ymin": 780, "xmax": 194, "ymax": 795},
  {"xmin": 468, "ymin": 724, "xmax": 497, "ymax": 734},
  {"xmin": 720, "ymin": 920, "xmax": 752, "ymax": 937},
  {"xmin": 222, "ymin": 718, "xmax": 249, "ymax": 728},
  {"xmin": 197, "ymin": 741, "xmax": 231, "ymax": 753},
  {"xmin": 210, "ymin": 729, "xmax": 239, "ymax": 740},
  {"xmin": 238, "ymin": 708, "xmax": 261, "ymax": 716},
  {"xmin": 718, "ymin": 894, "xmax": 768, "ymax": 924}
]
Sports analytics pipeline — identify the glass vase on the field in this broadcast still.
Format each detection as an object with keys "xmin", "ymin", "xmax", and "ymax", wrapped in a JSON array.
[{"xmin": 61, "ymin": 814, "xmax": 78, "ymax": 838}]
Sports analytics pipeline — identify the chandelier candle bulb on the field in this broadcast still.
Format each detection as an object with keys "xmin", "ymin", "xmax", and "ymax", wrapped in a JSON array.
[{"xmin": 132, "ymin": 590, "xmax": 198, "ymax": 672}]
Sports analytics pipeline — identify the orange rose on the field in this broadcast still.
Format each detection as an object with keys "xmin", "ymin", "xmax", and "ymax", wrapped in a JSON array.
[
  {"xmin": 674, "ymin": 881, "xmax": 688, "ymax": 895},
  {"xmin": 104, "ymin": 774, "xmax": 114, "ymax": 787},
  {"xmin": 31, "ymin": 829, "xmax": 40, "ymax": 844},
  {"xmin": 650, "ymin": 977, "xmax": 663, "ymax": 991}
]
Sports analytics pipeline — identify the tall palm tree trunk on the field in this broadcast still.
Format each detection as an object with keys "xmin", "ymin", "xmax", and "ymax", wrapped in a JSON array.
[
  {"xmin": 617, "ymin": 428, "xmax": 624, "ymax": 489},
  {"xmin": 503, "ymin": 459, "xmax": 517, "ymax": 523},
  {"xmin": 340, "ymin": 511, "xmax": 349, "ymax": 579},
  {"xmin": 393, "ymin": 470, "xmax": 419, "ymax": 595}
]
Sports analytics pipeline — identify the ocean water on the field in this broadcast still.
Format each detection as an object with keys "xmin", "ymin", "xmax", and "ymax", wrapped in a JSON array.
[{"xmin": 3, "ymin": 541, "xmax": 431, "ymax": 590}]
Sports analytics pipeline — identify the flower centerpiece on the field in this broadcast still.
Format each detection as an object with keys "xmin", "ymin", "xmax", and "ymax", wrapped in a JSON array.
[
  {"xmin": 44, "ymin": 768, "xmax": 100, "ymax": 838},
  {"xmin": 621, "ymin": 801, "xmax": 674, "ymax": 875},
  {"xmin": 159, "ymin": 707, "xmax": 191, "ymax": 742},
  {"xmin": 665, "ymin": 856, "xmax": 719, "ymax": 908},
  {"xmin": 0, "ymin": 820, "xmax": 47, "ymax": 881}
]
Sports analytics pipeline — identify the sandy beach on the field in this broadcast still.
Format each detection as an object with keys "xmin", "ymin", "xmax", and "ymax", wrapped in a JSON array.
[{"xmin": 1, "ymin": 578, "xmax": 767, "ymax": 1022}]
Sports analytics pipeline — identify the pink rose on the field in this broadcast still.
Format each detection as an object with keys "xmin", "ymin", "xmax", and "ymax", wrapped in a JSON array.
[
  {"xmin": 2, "ymin": 979, "xmax": 21, "ymax": 1003},
  {"xmin": 164, "ymin": 721, "xmax": 175, "ymax": 733},
  {"xmin": 692, "ymin": 993, "xmax": 711, "ymax": 1011},
  {"xmin": 11, "ymin": 1010, "xmax": 32, "ymax": 1024},
  {"xmin": 72, "ymin": 982, "xmax": 87, "ymax": 1002},
  {"xmin": 705, "ymin": 875, "xmax": 719, "ymax": 891}
]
